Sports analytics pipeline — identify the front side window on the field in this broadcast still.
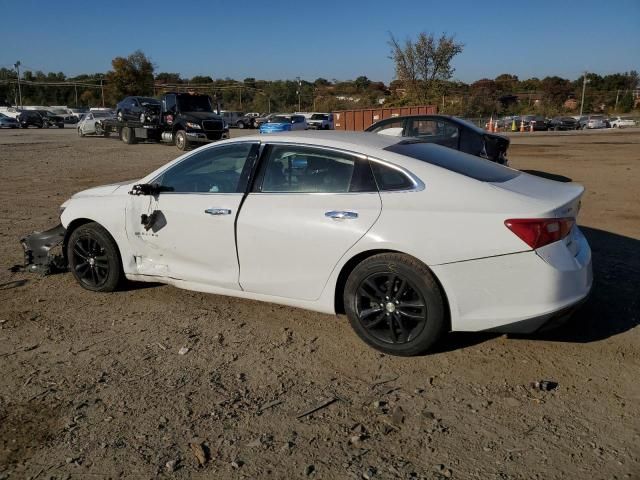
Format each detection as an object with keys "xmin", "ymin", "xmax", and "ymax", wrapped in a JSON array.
[
  {"xmin": 157, "ymin": 143, "xmax": 255, "ymax": 193},
  {"xmin": 260, "ymin": 145, "xmax": 367, "ymax": 193}
]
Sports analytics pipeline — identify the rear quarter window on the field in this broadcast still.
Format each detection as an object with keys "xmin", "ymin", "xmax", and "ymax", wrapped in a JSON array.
[{"xmin": 384, "ymin": 141, "xmax": 519, "ymax": 183}]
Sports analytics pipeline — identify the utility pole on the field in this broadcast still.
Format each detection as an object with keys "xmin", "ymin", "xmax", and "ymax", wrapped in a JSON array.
[
  {"xmin": 98, "ymin": 76, "xmax": 105, "ymax": 107},
  {"xmin": 239, "ymin": 87, "xmax": 242, "ymax": 110},
  {"xmin": 14, "ymin": 61, "xmax": 22, "ymax": 108},
  {"xmin": 74, "ymin": 84, "xmax": 78, "ymax": 107},
  {"xmin": 579, "ymin": 71, "xmax": 588, "ymax": 116},
  {"xmin": 296, "ymin": 76, "xmax": 301, "ymax": 111},
  {"xmin": 615, "ymin": 89, "xmax": 620, "ymax": 111}
]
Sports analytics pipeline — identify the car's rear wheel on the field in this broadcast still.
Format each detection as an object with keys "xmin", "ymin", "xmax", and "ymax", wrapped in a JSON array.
[
  {"xmin": 344, "ymin": 253, "xmax": 445, "ymax": 356},
  {"xmin": 67, "ymin": 222, "xmax": 122, "ymax": 292},
  {"xmin": 237, "ymin": 121, "xmax": 245, "ymax": 129},
  {"xmin": 121, "ymin": 126, "xmax": 137, "ymax": 144}
]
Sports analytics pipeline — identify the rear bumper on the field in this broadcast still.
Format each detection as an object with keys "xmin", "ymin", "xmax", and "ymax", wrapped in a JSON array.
[{"xmin": 431, "ymin": 227, "xmax": 592, "ymax": 333}]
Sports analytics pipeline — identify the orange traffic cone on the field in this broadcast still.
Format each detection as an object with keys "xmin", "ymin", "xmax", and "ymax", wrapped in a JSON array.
[
  {"xmin": 488, "ymin": 117, "xmax": 493, "ymax": 132},
  {"xmin": 519, "ymin": 118, "xmax": 525, "ymax": 132}
]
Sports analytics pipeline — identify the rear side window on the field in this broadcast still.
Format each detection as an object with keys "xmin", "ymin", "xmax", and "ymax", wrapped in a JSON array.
[
  {"xmin": 370, "ymin": 161, "xmax": 415, "ymax": 191},
  {"xmin": 384, "ymin": 141, "xmax": 519, "ymax": 183}
]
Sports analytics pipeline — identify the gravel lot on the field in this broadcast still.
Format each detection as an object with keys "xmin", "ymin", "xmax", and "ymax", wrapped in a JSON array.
[{"xmin": 0, "ymin": 127, "xmax": 639, "ymax": 479}]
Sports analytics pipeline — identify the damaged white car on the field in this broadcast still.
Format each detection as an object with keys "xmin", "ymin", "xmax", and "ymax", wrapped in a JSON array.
[{"xmin": 22, "ymin": 132, "xmax": 592, "ymax": 355}]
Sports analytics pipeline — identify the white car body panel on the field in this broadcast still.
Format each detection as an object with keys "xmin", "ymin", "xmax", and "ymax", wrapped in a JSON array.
[
  {"xmin": 237, "ymin": 191, "xmax": 382, "ymax": 300},
  {"xmin": 59, "ymin": 132, "xmax": 593, "ymax": 332}
]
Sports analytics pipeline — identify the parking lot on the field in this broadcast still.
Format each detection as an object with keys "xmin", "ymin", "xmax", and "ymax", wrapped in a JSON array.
[{"xmin": 0, "ymin": 128, "xmax": 639, "ymax": 479}]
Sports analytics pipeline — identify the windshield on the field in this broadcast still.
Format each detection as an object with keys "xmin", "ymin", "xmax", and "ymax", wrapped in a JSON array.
[
  {"xmin": 177, "ymin": 95, "xmax": 212, "ymax": 112},
  {"xmin": 310, "ymin": 114, "xmax": 328, "ymax": 120},
  {"xmin": 384, "ymin": 140, "xmax": 520, "ymax": 183},
  {"xmin": 269, "ymin": 116, "xmax": 291, "ymax": 123}
]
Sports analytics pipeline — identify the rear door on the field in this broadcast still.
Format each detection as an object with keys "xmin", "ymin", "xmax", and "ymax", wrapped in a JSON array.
[{"xmin": 236, "ymin": 143, "xmax": 381, "ymax": 301}]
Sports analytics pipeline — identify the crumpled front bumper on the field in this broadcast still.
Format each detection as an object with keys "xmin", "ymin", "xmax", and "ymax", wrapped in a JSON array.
[{"xmin": 20, "ymin": 223, "xmax": 67, "ymax": 274}]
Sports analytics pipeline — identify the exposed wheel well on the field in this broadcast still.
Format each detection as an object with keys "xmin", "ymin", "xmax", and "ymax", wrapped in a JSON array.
[{"xmin": 333, "ymin": 249, "xmax": 451, "ymax": 331}]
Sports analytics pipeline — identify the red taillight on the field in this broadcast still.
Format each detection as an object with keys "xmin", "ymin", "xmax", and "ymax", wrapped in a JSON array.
[{"xmin": 504, "ymin": 218, "xmax": 575, "ymax": 249}]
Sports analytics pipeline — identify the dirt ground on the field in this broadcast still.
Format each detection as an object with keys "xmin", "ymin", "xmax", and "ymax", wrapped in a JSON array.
[{"xmin": 0, "ymin": 127, "xmax": 638, "ymax": 480}]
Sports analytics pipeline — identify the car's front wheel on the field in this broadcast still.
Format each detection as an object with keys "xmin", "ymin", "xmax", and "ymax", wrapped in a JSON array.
[
  {"xmin": 67, "ymin": 222, "xmax": 123, "ymax": 292},
  {"xmin": 344, "ymin": 253, "xmax": 445, "ymax": 356},
  {"xmin": 175, "ymin": 130, "xmax": 190, "ymax": 151},
  {"xmin": 236, "ymin": 121, "xmax": 245, "ymax": 129}
]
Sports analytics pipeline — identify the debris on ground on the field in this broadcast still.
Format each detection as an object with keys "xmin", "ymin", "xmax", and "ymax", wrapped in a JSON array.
[{"xmin": 531, "ymin": 380, "xmax": 559, "ymax": 391}]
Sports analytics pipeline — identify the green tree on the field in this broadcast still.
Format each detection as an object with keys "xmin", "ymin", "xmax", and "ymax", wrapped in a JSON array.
[
  {"xmin": 105, "ymin": 50, "xmax": 155, "ymax": 105},
  {"xmin": 388, "ymin": 32, "xmax": 464, "ymax": 104}
]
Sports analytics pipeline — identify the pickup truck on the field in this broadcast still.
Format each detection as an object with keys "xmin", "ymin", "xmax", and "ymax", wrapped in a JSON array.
[{"xmin": 102, "ymin": 92, "xmax": 229, "ymax": 151}]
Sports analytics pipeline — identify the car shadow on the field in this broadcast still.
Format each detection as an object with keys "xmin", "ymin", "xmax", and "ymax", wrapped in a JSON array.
[
  {"xmin": 521, "ymin": 170, "xmax": 573, "ymax": 183},
  {"xmin": 432, "ymin": 226, "xmax": 640, "ymax": 353},
  {"xmin": 0, "ymin": 279, "xmax": 29, "ymax": 290}
]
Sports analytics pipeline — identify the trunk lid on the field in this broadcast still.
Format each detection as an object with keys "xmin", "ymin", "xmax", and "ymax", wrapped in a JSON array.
[{"xmin": 492, "ymin": 172, "xmax": 584, "ymax": 219}]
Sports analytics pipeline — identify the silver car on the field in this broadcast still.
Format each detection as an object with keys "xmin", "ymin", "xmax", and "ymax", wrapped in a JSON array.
[{"xmin": 77, "ymin": 111, "xmax": 114, "ymax": 136}]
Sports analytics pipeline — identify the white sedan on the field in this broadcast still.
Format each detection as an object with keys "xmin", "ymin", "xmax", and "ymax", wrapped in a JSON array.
[
  {"xmin": 77, "ymin": 111, "xmax": 114, "ymax": 137},
  {"xmin": 609, "ymin": 116, "xmax": 636, "ymax": 128},
  {"xmin": 27, "ymin": 132, "xmax": 592, "ymax": 355}
]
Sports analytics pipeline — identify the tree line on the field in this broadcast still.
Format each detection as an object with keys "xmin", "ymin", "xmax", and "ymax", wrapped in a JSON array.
[{"xmin": 1, "ymin": 46, "xmax": 637, "ymax": 116}]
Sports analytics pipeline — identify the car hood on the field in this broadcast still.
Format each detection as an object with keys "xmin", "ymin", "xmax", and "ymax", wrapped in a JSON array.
[{"xmin": 71, "ymin": 180, "xmax": 137, "ymax": 198}]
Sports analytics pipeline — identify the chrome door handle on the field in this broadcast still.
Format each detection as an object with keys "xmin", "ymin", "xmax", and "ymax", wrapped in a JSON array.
[
  {"xmin": 204, "ymin": 208, "xmax": 232, "ymax": 215},
  {"xmin": 325, "ymin": 210, "xmax": 358, "ymax": 220}
]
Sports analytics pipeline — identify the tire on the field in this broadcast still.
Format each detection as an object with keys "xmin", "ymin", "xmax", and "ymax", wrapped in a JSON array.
[
  {"xmin": 343, "ymin": 253, "xmax": 445, "ymax": 356},
  {"xmin": 174, "ymin": 129, "xmax": 190, "ymax": 151},
  {"xmin": 121, "ymin": 126, "xmax": 137, "ymax": 145},
  {"xmin": 67, "ymin": 222, "xmax": 123, "ymax": 292},
  {"xmin": 77, "ymin": 127, "xmax": 85, "ymax": 137},
  {"xmin": 237, "ymin": 121, "xmax": 245, "ymax": 129},
  {"xmin": 95, "ymin": 122, "xmax": 104, "ymax": 136}
]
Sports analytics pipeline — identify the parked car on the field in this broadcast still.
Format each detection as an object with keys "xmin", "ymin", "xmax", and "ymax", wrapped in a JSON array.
[
  {"xmin": 0, "ymin": 112, "xmax": 19, "ymax": 128},
  {"xmin": 36, "ymin": 110, "xmax": 65, "ymax": 128},
  {"xmin": 22, "ymin": 131, "xmax": 592, "ymax": 356},
  {"xmin": 116, "ymin": 96, "xmax": 161, "ymax": 123},
  {"xmin": 609, "ymin": 116, "xmax": 636, "ymax": 128},
  {"xmin": 522, "ymin": 115, "xmax": 548, "ymax": 131},
  {"xmin": 17, "ymin": 110, "xmax": 47, "ymax": 128},
  {"xmin": 259, "ymin": 114, "xmax": 307, "ymax": 133},
  {"xmin": 77, "ymin": 111, "xmax": 116, "ymax": 137},
  {"xmin": 307, "ymin": 113, "xmax": 334, "ymax": 130},
  {"xmin": 219, "ymin": 111, "xmax": 246, "ymax": 128},
  {"xmin": 548, "ymin": 116, "xmax": 579, "ymax": 131},
  {"xmin": 366, "ymin": 115, "xmax": 509, "ymax": 164},
  {"xmin": 234, "ymin": 114, "xmax": 257, "ymax": 129},
  {"xmin": 579, "ymin": 115, "xmax": 607, "ymax": 130}
]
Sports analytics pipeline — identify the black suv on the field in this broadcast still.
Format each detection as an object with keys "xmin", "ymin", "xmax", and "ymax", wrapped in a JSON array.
[
  {"xmin": 116, "ymin": 96, "xmax": 161, "ymax": 123},
  {"xmin": 17, "ymin": 111, "xmax": 46, "ymax": 128}
]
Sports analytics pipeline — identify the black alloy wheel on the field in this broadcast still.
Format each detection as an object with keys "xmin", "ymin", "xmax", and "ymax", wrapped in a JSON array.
[
  {"xmin": 355, "ymin": 272, "xmax": 427, "ymax": 344},
  {"xmin": 67, "ymin": 222, "xmax": 122, "ymax": 292},
  {"xmin": 344, "ymin": 253, "xmax": 445, "ymax": 356}
]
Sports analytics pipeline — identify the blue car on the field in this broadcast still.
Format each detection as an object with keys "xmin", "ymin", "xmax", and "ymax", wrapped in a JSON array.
[{"xmin": 259, "ymin": 114, "xmax": 307, "ymax": 134}]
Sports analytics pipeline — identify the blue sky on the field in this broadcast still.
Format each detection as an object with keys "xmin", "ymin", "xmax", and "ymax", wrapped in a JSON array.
[{"xmin": 1, "ymin": 0, "xmax": 638, "ymax": 83}]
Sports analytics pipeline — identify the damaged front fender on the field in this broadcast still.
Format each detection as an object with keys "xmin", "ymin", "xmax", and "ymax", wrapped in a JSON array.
[{"xmin": 20, "ymin": 224, "xmax": 67, "ymax": 274}]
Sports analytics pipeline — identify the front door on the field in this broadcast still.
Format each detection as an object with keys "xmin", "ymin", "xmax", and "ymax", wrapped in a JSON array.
[
  {"xmin": 237, "ymin": 144, "xmax": 382, "ymax": 301},
  {"xmin": 125, "ymin": 142, "xmax": 258, "ymax": 289}
]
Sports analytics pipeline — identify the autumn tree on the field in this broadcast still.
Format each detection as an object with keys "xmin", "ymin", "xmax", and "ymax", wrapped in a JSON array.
[
  {"xmin": 388, "ymin": 32, "xmax": 463, "ymax": 104},
  {"xmin": 105, "ymin": 50, "xmax": 154, "ymax": 104}
]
